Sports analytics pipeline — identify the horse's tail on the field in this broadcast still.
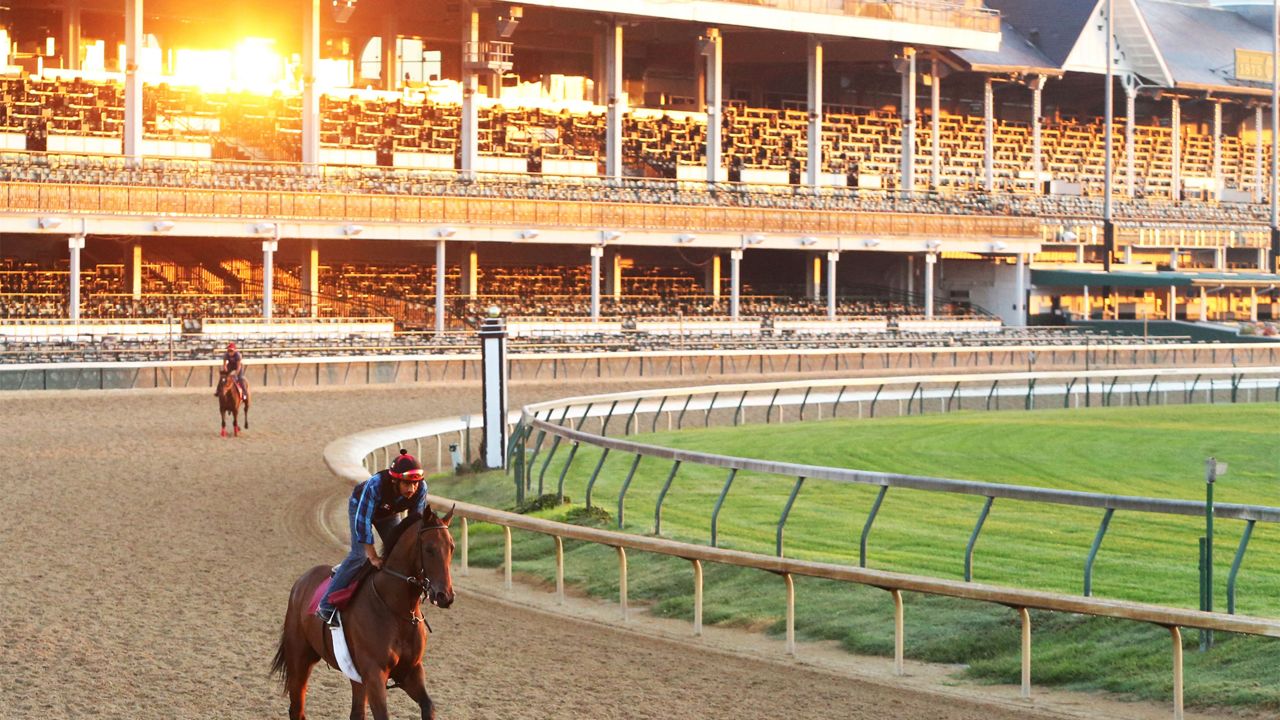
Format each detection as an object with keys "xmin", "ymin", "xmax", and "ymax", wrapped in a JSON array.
[{"xmin": 268, "ymin": 619, "xmax": 289, "ymax": 690}]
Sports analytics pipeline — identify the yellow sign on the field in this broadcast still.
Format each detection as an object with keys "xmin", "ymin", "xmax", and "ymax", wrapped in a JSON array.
[{"xmin": 1235, "ymin": 48, "xmax": 1273, "ymax": 83}]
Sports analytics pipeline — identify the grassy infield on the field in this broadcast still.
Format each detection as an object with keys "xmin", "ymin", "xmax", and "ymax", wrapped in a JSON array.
[{"xmin": 435, "ymin": 404, "xmax": 1280, "ymax": 710}]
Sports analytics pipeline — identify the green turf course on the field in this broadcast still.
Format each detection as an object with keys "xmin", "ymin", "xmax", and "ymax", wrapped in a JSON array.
[{"xmin": 435, "ymin": 403, "xmax": 1280, "ymax": 709}]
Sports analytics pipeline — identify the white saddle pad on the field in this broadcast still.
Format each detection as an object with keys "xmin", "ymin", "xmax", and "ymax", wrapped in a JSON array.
[{"xmin": 330, "ymin": 613, "xmax": 362, "ymax": 683}]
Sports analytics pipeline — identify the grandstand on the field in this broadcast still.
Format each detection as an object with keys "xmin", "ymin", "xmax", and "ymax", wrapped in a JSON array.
[{"xmin": 0, "ymin": 0, "xmax": 1278, "ymax": 347}]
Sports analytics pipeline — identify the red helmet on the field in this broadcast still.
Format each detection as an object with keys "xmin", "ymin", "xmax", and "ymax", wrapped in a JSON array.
[{"xmin": 227, "ymin": 342, "xmax": 237, "ymax": 351}]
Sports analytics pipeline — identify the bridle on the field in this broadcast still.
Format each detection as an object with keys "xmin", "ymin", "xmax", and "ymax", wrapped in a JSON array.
[{"xmin": 371, "ymin": 518, "xmax": 451, "ymax": 629}]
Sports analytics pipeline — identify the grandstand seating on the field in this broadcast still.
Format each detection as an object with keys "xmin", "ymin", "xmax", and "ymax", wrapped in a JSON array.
[{"xmin": 0, "ymin": 74, "xmax": 1269, "ymax": 224}]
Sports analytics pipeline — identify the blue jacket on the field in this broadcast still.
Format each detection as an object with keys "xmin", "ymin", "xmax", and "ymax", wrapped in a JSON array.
[{"xmin": 348, "ymin": 471, "xmax": 428, "ymax": 545}]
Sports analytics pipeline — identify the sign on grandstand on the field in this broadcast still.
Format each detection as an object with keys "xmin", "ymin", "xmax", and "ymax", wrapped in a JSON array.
[{"xmin": 1235, "ymin": 49, "xmax": 1273, "ymax": 84}]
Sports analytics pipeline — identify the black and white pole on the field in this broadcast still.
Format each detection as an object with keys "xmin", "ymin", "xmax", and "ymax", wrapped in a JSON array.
[{"xmin": 479, "ymin": 306, "xmax": 509, "ymax": 469}]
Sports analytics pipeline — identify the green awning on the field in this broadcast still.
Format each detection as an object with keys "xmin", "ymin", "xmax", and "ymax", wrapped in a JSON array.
[{"xmin": 1031, "ymin": 269, "xmax": 1280, "ymax": 289}]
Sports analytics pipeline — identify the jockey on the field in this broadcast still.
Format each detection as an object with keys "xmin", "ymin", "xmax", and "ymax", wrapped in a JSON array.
[
  {"xmin": 317, "ymin": 449, "xmax": 428, "ymax": 626},
  {"xmin": 219, "ymin": 341, "xmax": 247, "ymax": 399}
]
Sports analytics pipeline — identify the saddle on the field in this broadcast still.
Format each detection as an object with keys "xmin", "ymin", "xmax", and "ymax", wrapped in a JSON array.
[{"xmin": 308, "ymin": 562, "xmax": 376, "ymax": 614}]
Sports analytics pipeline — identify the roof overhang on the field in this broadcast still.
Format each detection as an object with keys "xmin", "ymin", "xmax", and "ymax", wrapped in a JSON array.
[
  {"xmin": 514, "ymin": 0, "xmax": 1002, "ymax": 51},
  {"xmin": 1032, "ymin": 268, "xmax": 1280, "ymax": 288}
]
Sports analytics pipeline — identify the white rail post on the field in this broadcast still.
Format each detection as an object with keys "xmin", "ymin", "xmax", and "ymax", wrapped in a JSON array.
[
  {"xmin": 892, "ymin": 589, "xmax": 904, "ymax": 676},
  {"xmin": 503, "ymin": 526, "xmax": 512, "ymax": 591},
  {"xmin": 784, "ymin": 572, "xmax": 796, "ymax": 656},
  {"xmin": 555, "ymin": 535, "xmax": 565, "ymax": 605},
  {"xmin": 691, "ymin": 559, "xmax": 703, "ymax": 636},
  {"xmin": 1019, "ymin": 607, "xmax": 1031, "ymax": 699},
  {"xmin": 459, "ymin": 517, "xmax": 469, "ymax": 577},
  {"xmin": 1171, "ymin": 626, "xmax": 1184, "ymax": 720},
  {"xmin": 617, "ymin": 546, "xmax": 628, "ymax": 621}
]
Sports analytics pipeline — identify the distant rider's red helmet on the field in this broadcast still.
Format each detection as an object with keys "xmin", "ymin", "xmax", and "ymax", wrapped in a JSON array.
[{"xmin": 227, "ymin": 342, "xmax": 237, "ymax": 351}]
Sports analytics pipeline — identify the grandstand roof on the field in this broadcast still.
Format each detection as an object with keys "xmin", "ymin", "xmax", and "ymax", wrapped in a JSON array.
[
  {"xmin": 1139, "ymin": 0, "xmax": 1275, "ymax": 96},
  {"xmin": 982, "ymin": 0, "xmax": 1100, "ymax": 68},
  {"xmin": 952, "ymin": 20, "xmax": 1062, "ymax": 75},
  {"xmin": 1032, "ymin": 268, "xmax": 1280, "ymax": 288}
]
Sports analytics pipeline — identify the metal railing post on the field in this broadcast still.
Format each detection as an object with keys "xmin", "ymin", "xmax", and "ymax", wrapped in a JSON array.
[
  {"xmin": 617, "ymin": 454, "xmax": 643, "ymax": 528},
  {"xmin": 651, "ymin": 395, "xmax": 667, "ymax": 433},
  {"xmin": 676, "ymin": 394, "xmax": 694, "ymax": 429},
  {"xmin": 776, "ymin": 476, "xmax": 806, "ymax": 557},
  {"xmin": 459, "ymin": 517, "xmax": 469, "ymax": 577},
  {"xmin": 584, "ymin": 448, "xmax": 611, "ymax": 509},
  {"xmin": 860, "ymin": 486, "xmax": 888, "ymax": 568},
  {"xmin": 710, "ymin": 468, "xmax": 739, "ymax": 547},
  {"xmin": 555, "ymin": 441, "xmax": 581, "ymax": 502},
  {"xmin": 600, "ymin": 400, "xmax": 619, "ymax": 436},
  {"xmin": 1227, "ymin": 519, "xmax": 1256, "ymax": 615},
  {"xmin": 653, "ymin": 460, "xmax": 682, "ymax": 535},
  {"xmin": 1084, "ymin": 508, "xmax": 1114, "ymax": 597},
  {"xmin": 965, "ymin": 497, "xmax": 994, "ymax": 582}
]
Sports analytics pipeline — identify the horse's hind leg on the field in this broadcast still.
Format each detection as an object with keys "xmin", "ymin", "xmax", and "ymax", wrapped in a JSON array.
[
  {"xmin": 286, "ymin": 647, "xmax": 319, "ymax": 720},
  {"xmin": 233, "ymin": 409, "xmax": 240, "ymax": 436},
  {"xmin": 397, "ymin": 667, "xmax": 435, "ymax": 720},
  {"xmin": 220, "ymin": 410, "xmax": 227, "ymax": 438},
  {"xmin": 348, "ymin": 681, "xmax": 367, "ymax": 720},
  {"xmin": 243, "ymin": 394, "xmax": 250, "ymax": 429}
]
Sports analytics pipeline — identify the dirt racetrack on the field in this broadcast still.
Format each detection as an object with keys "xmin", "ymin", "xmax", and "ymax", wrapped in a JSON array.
[{"xmin": 0, "ymin": 380, "xmax": 1252, "ymax": 719}]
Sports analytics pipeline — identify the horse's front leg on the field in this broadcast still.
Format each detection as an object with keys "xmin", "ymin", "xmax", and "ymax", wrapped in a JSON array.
[
  {"xmin": 220, "ymin": 409, "xmax": 227, "ymax": 437},
  {"xmin": 397, "ymin": 665, "xmax": 435, "ymax": 720},
  {"xmin": 347, "ymin": 680, "xmax": 367, "ymax": 720},
  {"xmin": 233, "ymin": 408, "xmax": 240, "ymax": 437},
  {"xmin": 361, "ymin": 670, "xmax": 392, "ymax": 720}
]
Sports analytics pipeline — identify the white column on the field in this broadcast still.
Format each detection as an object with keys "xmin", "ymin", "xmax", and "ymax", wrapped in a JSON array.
[
  {"xmin": 924, "ymin": 252, "xmax": 936, "ymax": 319},
  {"xmin": 708, "ymin": 254, "xmax": 722, "ymax": 300},
  {"xmin": 381, "ymin": 17, "xmax": 399, "ymax": 91},
  {"xmin": 983, "ymin": 76, "xmax": 994, "ymax": 192},
  {"xmin": 826, "ymin": 251, "xmax": 839, "ymax": 320},
  {"xmin": 131, "ymin": 242, "xmax": 143, "ymax": 300},
  {"xmin": 123, "ymin": 0, "xmax": 143, "ymax": 166},
  {"xmin": 465, "ymin": 248, "xmax": 478, "ymax": 299},
  {"xmin": 1082, "ymin": 285, "xmax": 1091, "ymax": 320},
  {"xmin": 1075, "ymin": 244, "xmax": 1085, "ymax": 263},
  {"xmin": 931, "ymin": 57, "xmax": 942, "ymax": 189},
  {"xmin": 1251, "ymin": 287, "xmax": 1259, "ymax": 322},
  {"xmin": 304, "ymin": 239, "xmax": 319, "ymax": 318},
  {"xmin": 807, "ymin": 37, "xmax": 824, "ymax": 189},
  {"xmin": 1215, "ymin": 246, "xmax": 1225, "ymax": 270},
  {"xmin": 590, "ymin": 245, "xmax": 603, "ymax": 320},
  {"xmin": 1260, "ymin": 247, "xmax": 1270, "ymax": 271},
  {"xmin": 906, "ymin": 255, "xmax": 914, "ymax": 297},
  {"xmin": 806, "ymin": 254, "xmax": 821, "ymax": 301},
  {"xmin": 460, "ymin": 6, "xmax": 480, "ymax": 178},
  {"xmin": 899, "ymin": 47, "xmax": 917, "ymax": 194},
  {"xmin": 1171, "ymin": 97, "xmax": 1181, "ymax": 201},
  {"xmin": 301, "ymin": 0, "xmax": 320, "ymax": 168},
  {"xmin": 1125, "ymin": 83, "xmax": 1136, "ymax": 197},
  {"xmin": 68, "ymin": 235, "xmax": 85, "ymax": 321},
  {"xmin": 63, "ymin": 0, "xmax": 82, "ymax": 71},
  {"xmin": 612, "ymin": 251, "xmax": 622, "ymax": 300},
  {"xmin": 1255, "ymin": 105, "xmax": 1265, "ymax": 203},
  {"xmin": 1032, "ymin": 75, "xmax": 1045, "ymax": 190},
  {"xmin": 702, "ymin": 28, "xmax": 723, "ymax": 184},
  {"xmin": 435, "ymin": 240, "xmax": 447, "ymax": 336},
  {"xmin": 262, "ymin": 239, "xmax": 278, "ymax": 321},
  {"xmin": 1168, "ymin": 286, "xmax": 1177, "ymax": 321},
  {"xmin": 1014, "ymin": 253, "xmax": 1026, "ymax": 326},
  {"xmin": 1199, "ymin": 286, "xmax": 1208, "ymax": 322},
  {"xmin": 605, "ymin": 21, "xmax": 624, "ymax": 181},
  {"xmin": 1212, "ymin": 102, "xmax": 1224, "ymax": 194},
  {"xmin": 729, "ymin": 248, "xmax": 742, "ymax": 319},
  {"xmin": 1123, "ymin": 244, "xmax": 1133, "ymax": 264}
]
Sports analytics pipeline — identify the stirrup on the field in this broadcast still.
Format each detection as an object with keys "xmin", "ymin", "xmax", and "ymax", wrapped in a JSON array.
[{"xmin": 317, "ymin": 607, "xmax": 340, "ymax": 628}]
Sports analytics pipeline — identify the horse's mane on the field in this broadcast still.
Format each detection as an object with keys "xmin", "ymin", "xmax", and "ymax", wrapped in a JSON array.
[{"xmin": 380, "ymin": 513, "xmax": 426, "ymax": 560}]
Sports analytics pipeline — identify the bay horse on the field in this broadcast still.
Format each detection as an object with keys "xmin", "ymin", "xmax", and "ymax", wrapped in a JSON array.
[
  {"xmin": 271, "ymin": 506, "xmax": 456, "ymax": 720},
  {"xmin": 217, "ymin": 370, "xmax": 249, "ymax": 437}
]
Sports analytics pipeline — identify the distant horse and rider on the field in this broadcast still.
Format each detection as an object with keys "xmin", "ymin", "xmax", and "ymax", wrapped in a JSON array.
[
  {"xmin": 272, "ymin": 450, "xmax": 456, "ymax": 720},
  {"xmin": 216, "ymin": 341, "xmax": 250, "ymax": 437}
]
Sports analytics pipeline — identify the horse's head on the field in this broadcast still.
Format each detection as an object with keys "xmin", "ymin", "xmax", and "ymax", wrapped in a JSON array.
[
  {"xmin": 217, "ymin": 371, "xmax": 233, "ymax": 395},
  {"xmin": 415, "ymin": 505, "xmax": 456, "ymax": 609}
]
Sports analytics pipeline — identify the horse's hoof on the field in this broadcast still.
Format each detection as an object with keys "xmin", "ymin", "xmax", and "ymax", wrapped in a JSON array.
[
  {"xmin": 234, "ymin": 427, "xmax": 240, "ymax": 437},
  {"xmin": 220, "ymin": 429, "xmax": 226, "ymax": 437}
]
